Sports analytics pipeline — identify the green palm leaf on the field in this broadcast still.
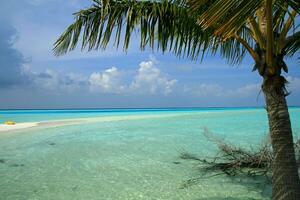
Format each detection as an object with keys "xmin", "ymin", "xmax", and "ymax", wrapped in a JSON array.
[
  {"xmin": 54, "ymin": 0, "xmax": 299, "ymax": 64},
  {"xmin": 189, "ymin": 0, "xmax": 263, "ymax": 39},
  {"xmin": 54, "ymin": 0, "xmax": 210, "ymax": 60},
  {"xmin": 54, "ymin": 0, "xmax": 255, "ymax": 63},
  {"xmin": 284, "ymin": 31, "xmax": 300, "ymax": 56}
]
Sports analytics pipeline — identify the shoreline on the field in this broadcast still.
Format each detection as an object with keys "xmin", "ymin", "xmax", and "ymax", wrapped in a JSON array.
[
  {"xmin": 0, "ymin": 113, "xmax": 184, "ymax": 134},
  {"xmin": 0, "ymin": 122, "xmax": 38, "ymax": 132}
]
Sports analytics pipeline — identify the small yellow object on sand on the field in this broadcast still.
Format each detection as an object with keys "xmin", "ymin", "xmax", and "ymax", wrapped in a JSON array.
[{"xmin": 4, "ymin": 121, "xmax": 16, "ymax": 125}]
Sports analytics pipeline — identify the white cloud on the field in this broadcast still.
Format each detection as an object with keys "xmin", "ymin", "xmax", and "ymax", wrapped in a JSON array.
[
  {"xmin": 88, "ymin": 61, "xmax": 177, "ymax": 95},
  {"xmin": 130, "ymin": 61, "xmax": 177, "ymax": 95},
  {"xmin": 89, "ymin": 67, "xmax": 125, "ymax": 93},
  {"xmin": 17, "ymin": 59, "xmax": 285, "ymax": 101},
  {"xmin": 20, "ymin": 60, "xmax": 177, "ymax": 95}
]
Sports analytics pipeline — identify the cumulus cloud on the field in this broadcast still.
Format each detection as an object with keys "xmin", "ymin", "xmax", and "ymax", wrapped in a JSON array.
[
  {"xmin": 130, "ymin": 61, "xmax": 177, "ymax": 95},
  {"xmin": 0, "ymin": 57, "xmax": 176, "ymax": 95},
  {"xmin": 87, "ymin": 61, "xmax": 177, "ymax": 95},
  {"xmin": 89, "ymin": 67, "xmax": 125, "ymax": 93}
]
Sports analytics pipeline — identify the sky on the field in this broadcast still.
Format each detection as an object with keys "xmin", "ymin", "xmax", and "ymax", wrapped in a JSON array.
[{"xmin": 0, "ymin": 0, "xmax": 299, "ymax": 109}]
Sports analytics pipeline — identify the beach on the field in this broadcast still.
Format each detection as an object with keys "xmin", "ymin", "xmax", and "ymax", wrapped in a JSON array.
[
  {"xmin": 0, "ymin": 108, "xmax": 299, "ymax": 199},
  {"xmin": 0, "ymin": 122, "xmax": 38, "ymax": 132},
  {"xmin": 0, "ymin": 113, "xmax": 186, "ymax": 133}
]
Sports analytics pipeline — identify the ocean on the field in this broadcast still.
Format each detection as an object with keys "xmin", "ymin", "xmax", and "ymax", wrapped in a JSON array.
[{"xmin": 0, "ymin": 107, "xmax": 299, "ymax": 199}]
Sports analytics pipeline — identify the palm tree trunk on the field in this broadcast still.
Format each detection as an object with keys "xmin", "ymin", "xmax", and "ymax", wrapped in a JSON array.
[{"xmin": 262, "ymin": 75, "xmax": 300, "ymax": 200}]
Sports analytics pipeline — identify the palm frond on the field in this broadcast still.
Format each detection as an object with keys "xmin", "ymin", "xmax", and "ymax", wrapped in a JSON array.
[
  {"xmin": 54, "ymin": 0, "xmax": 212, "ymax": 60},
  {"xmin": 54, "ymin": 0, "xmax": 299, "ymax": 65},
  {"xmin": 284, "ymin": 31, "xmax": 300, "ymax": 56},
  {"xmin": 273, "ymin": 1, "xmax": 289, "ymax": 33},
  {"xmin": 189, "ymin": 0, "xmax": 263, "ymax": 39},
  {"xmin": 54, "ymin": 0, "xmax": 253, "ymax": 63},
  {"xmin": 284, "ymin": 0, "xmax": 300, "ymax": 14}
]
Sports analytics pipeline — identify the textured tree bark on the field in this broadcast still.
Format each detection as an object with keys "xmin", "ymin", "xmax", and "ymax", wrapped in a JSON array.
[{"xmin": 262, "ymin": 75, "xmax": 300, "ymax": 200}]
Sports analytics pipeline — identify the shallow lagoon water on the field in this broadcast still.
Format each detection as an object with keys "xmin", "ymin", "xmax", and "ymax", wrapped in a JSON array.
[{"xmin": 0, "ymin": 108, "xmax": 299, "ymax": 200}]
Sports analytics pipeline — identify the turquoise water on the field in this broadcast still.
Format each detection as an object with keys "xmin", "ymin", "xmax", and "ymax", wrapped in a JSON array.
[
  {"xmin": 0, "ymin": 108, "xmax": 299, "ymax": 200},
  {"xmin": 0, "ymin": 108, "xmax": 257, "ymax": 123}
]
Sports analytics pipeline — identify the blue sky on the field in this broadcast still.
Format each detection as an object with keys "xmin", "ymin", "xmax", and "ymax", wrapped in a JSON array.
[{"xmin": 0, "ymin": 0, "xmax": 299, "ymax": 109}]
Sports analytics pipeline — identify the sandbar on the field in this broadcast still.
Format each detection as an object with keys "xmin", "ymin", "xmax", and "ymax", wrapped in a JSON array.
[{"xmin": 0, "ymin": 113, "xmax": 184, "ymax": 133}]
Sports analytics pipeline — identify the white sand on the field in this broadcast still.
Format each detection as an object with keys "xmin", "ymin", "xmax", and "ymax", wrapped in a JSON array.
[
  {"xmin": 0, "ymin": 122, "xmax": 38, "ymax": 132},
  {"xmin": 0, "ymin": 113, "xmax": 184, "ymax": 133}
]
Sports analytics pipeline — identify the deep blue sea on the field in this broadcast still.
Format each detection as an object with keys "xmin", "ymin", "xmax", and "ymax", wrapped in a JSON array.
[{"xmin": 0, "ymin": 107, "xmax": 299, "ymax": 199}]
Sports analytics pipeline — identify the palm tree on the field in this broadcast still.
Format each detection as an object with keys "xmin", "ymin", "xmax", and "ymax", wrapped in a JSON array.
[{"xmin": 54, "ymin": 0, "xmax": 300, "ymax": 199}]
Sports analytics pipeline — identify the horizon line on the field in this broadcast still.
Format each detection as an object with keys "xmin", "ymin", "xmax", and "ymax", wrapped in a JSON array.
[{"xmin": 1, "ymin": 105, "xmax": 300, "ymax": 111}]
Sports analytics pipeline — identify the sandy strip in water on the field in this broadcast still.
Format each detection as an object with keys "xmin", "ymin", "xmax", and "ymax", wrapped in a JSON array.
[
  {"xmin": 0, "ymin": 123, "xmax": 38, "ymax": 132},
  {"xmin": 0, "ymin": 114, "xmax": 183, "ymax": 133}
]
